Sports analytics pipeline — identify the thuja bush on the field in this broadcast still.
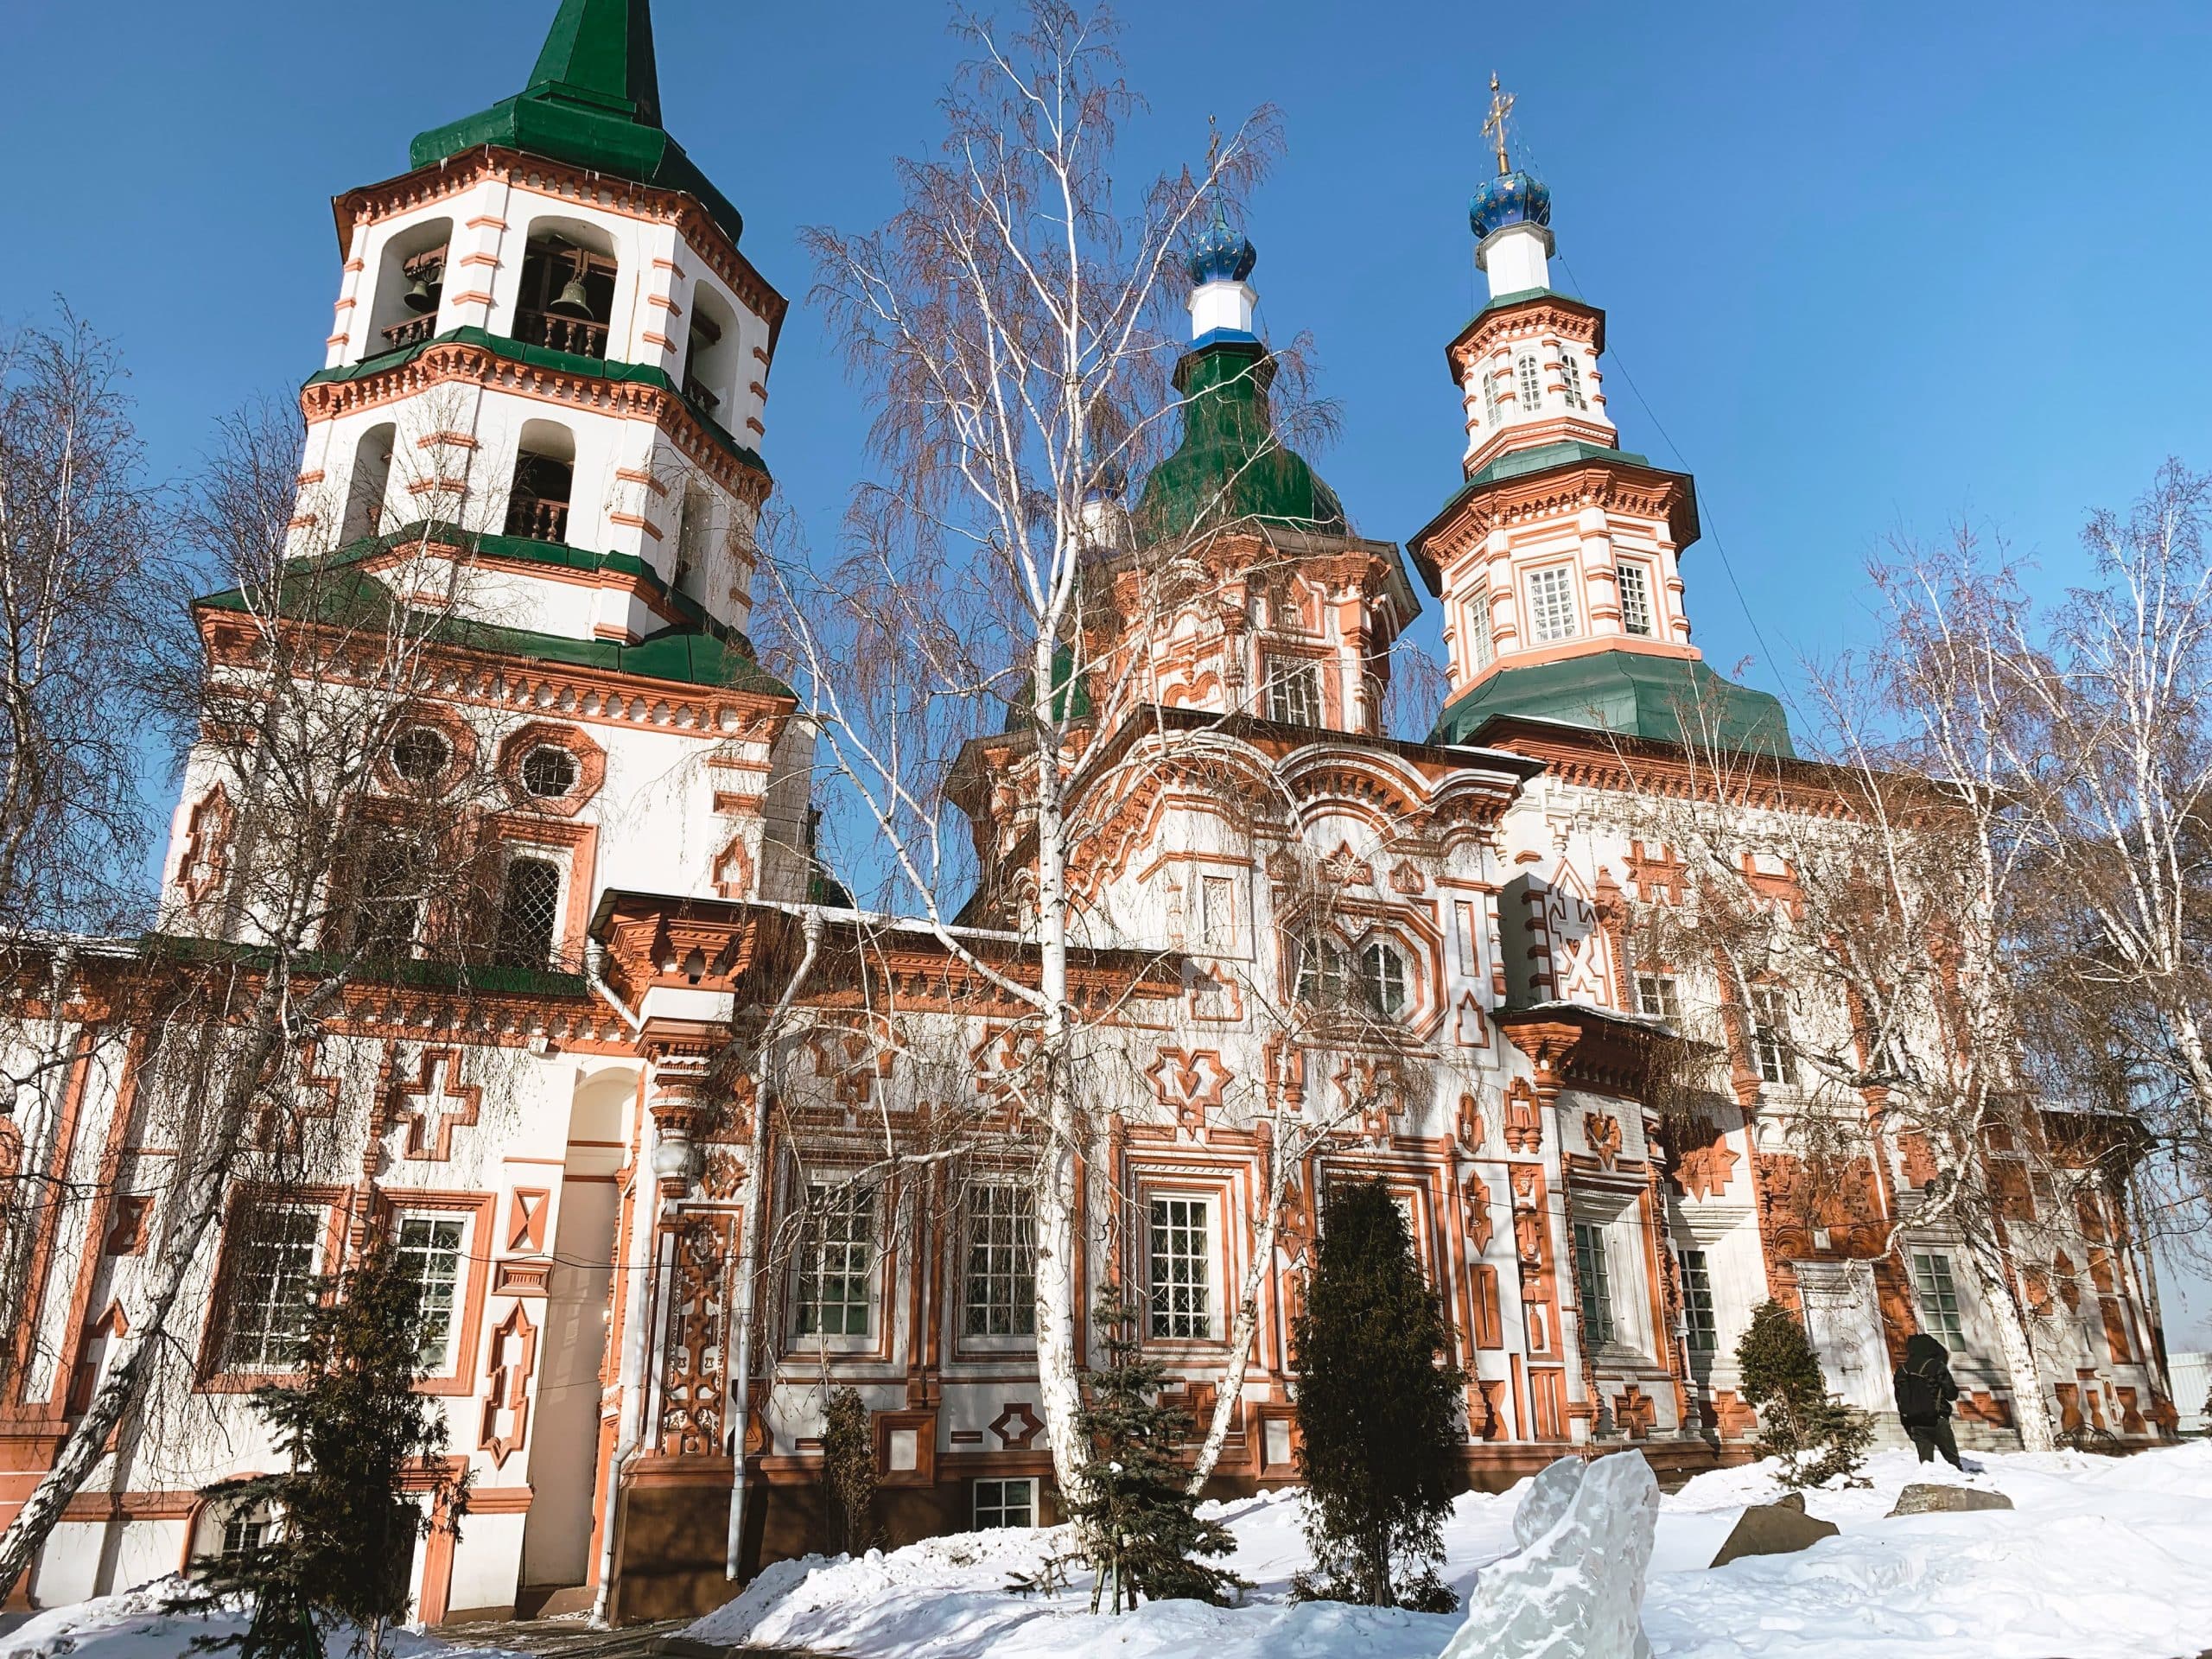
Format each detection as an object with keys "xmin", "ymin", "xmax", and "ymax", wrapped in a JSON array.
[
  {"xmin": 1736, "ymin": 1299, "xmax": 1872, "ymax": 1489},
  {"xmin": 1292, "ymin": 1180, "xmax": 1463, "ymax": 1611}
]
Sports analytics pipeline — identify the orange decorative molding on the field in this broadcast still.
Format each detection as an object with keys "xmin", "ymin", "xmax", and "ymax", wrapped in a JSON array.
[{"xmin": 479, "ymin": 1301, "xmax": 538, "ymax": 1468}]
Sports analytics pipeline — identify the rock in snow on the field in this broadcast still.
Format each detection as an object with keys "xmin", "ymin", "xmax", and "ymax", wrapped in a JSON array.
[
  {"xmin": 1887, "ymin": 1482, "xmax": 2015, "ymax": 1516},
  {"xmin": 1708, "ymin": 1501, "xmax": 1841, "ymax": 1567},
  {"xmin": 1440, "ymin": 1451, "xmax": 1660, "ymax": 1659}
]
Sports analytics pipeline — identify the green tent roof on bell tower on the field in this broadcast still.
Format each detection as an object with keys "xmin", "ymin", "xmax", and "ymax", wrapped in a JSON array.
[{"xmin": 409, "ymin": 0, "xmax": 747, "ymax": 247}]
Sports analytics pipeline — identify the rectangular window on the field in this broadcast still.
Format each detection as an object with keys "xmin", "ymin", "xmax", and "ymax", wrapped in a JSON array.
[
  {"xmin": 220, "ymin": 1509, "xmax": 270, "ymax": 1566},
  {"xmin": 394, "ymin": 1215, "xmax": 466, "ymax": 1371},
  {"xmin": 1913, "ymin": 1251, "xmax": 1966, "ymax": 1344},
  {"xmin": 1198, "ymin": 874, "xmax": 1236, "ymax": 950},
  {"xmin": 795, "ymin": 1183, "xmax": 874, "ymax": 1338},
  {"xmin": 1483, "ymin": 365, "xmax": 1502, "ymax": 427},
  {"xmin": 349, "ymin": 834, "xmax": 424, "ymax": 960},
  {"xmin": 1573, "ymin": 1221, "xmax": 1616, "ymax": 1347},
  {"xmin": 1466, "ymin": 584, "xmax": 1496, "ymax": 671},
  {"xmin": 1516, "ymin": 352, "xmax": 1543, "ymax": 412},
  {"xmin": 1267, "ymin": 661, "xmax": 1322, "ymax": 728},
  {"xmin": 1528, "ymin": 566, "xmax": 1579, "ymax": 644},
  {"xmin": 1750, "ymin": 986, "xmax": 1795, "ymax": 1086},
  {"xmin": 1617, "ymin": 562, "xmax": 1655, "ymax": 638},
  {"xmin": 1148, "ymin": 1195, "xmax": 1212, "ymax": 1339},
  {"xmin": 963, "ymin": 1184, "xmax": 1036, "ymax": 1338},
  {"xmin": 1634, "ymin": 972, "xmax": 1680, "ymax": 1021},
  {"xmin": 1680, "ymin": 1249, "xmax": 1718, "ymax": 1352},
  {"xmin": 1559, "ymin": 348, "xmax": 1588, "ymax": 410},
  {"xmin": 973, "ymin": 1477, "xmax": 1037, "ymax": 1529},
  {"xmin": 224, "ymin": 1207, "xmax": 322, "ymax": 1371}
]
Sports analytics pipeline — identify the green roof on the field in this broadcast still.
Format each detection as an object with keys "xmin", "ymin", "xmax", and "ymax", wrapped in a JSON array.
[
  {"xmin": 409, "ymin": 0, "xmax": 747, "ymax": 249},
  {"xmin": 305, "ymin": 326, "xmax": 766, "ymax": 479},
  {"xmin": 196, "ymin": 552, "xmax": 793, "ymax": 700},
  {"xmin": 1429, "ymin": 650, "xmax": 1796, "ymax": 758},
  {"xmin": 1135, "ymin": 337, "xmax": 1345, "ymax": 542}
]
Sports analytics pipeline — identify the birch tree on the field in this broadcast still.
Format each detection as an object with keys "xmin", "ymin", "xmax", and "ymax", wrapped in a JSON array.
[
  {"xmin": 779, "ymin": 0, "xmax": 1287, "ymax": 1500},
  {"xmin": 0, "ymin": 393, "xmax": 528, "ymax": 1597}
]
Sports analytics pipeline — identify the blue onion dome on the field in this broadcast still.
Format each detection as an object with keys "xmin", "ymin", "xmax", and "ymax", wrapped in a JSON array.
[
  {"xmin": 1469, "ymin": 169, "xmax": 1552, "ymax": 243},
  {"xmin": 1186, "ymin": 199, "xmax": 1258, "ymax": 286}
]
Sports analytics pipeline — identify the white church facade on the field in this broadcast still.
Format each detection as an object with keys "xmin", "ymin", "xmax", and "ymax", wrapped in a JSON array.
[{"xmin": 0, "ymin": 0, "xmax": 2178, "ymax": 1626}]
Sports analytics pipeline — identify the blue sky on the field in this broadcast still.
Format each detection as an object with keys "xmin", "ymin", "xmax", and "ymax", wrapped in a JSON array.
[{"xmin": 7, "ymin": 0, "xmax": 2211, "ymax": 1345}]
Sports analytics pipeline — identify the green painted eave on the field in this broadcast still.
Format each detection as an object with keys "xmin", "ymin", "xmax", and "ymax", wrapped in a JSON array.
[
  {"xmin": 305, "ymin": 327, "xmax": 766, "ymax": 479},
  {"xmin": 1428, "ymin": 650, "xmax": 1796, "ymax": 758},
  {"xmin": 1408, "ymin": 440, "xmax": 1696, "ymax": 594},
  {"xmin": 408, "ymin": 0, "xmax": 746, "ymax": 248},
  {"xmin": 194, "ymin": 554, "xmax": 793, "ymax": 701},
  {"xmin": 1135, "ymin": 337, "xmax": 1346, "ymax": 542}
]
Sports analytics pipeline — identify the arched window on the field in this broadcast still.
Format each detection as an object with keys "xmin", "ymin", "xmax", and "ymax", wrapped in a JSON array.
[
  {"xmin": 673, "ymin": 485, "xmax": 712, "ymax": 596},
  {"xmin": 516, "ymin": 229, "xmax": 618, "ymax": 358},
  {"xmin": 340, "ymin": 423, "xmax": 396, "ymax": 543},
  {"xmin": 1358, "ymin": 940, "xmax": 1408, "ymax": 1019},
  {"xmin": 1516, "ymin": 353, "xmax": 1543, "ymax": 412},
  {"xmin": 684, "ymin": 287, "xmax": 741, "ymax": 421},
  {"xmin": 505, "ymin": 420, "xmax": 576, "ymax": 543},
  {"xmin": 1558, "ymin": 348, "xmax": 1588, "ymax": 410},
  {"xmin": 364, "ymin": 219, "xmax": 451, "ymax": 359},
  {"xmin": 494, "ymin": 857, "xmax": 562, "ymax": 969},
  {"xmin": 1482, "ymin": 367, "xmax": 1502, "ymax": 427},
  {"xmin": 1466, "ymin": 582, "xmax": 1496, "ymax": 671}
]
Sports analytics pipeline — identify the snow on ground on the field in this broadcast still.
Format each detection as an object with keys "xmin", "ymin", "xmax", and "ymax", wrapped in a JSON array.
[
  {"xmin": 691, "ymin": 1442, "xmax": 2212, "ymax": 1659},
  {"xmin": 0, "ymin": 1579, "xmax": 529, "ymax": 1659}
]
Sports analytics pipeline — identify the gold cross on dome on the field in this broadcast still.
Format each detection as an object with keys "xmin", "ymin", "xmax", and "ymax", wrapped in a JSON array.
[{"xmin": 1483, "ymin": 73, "xmax": 1516, "ymax": 177}]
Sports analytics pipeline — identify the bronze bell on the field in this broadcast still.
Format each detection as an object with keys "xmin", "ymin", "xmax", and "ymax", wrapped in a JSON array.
[
  {"xmin": 550, "ymin": 272, "xmax": 593, "ymax": 317},
  {"xmin": 403, "ymin": 271, "xmax": 438, "ymax": 313}
]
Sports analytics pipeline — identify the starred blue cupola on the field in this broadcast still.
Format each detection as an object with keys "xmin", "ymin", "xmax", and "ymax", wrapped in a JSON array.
[
  {"xmin": 1185, "ymin": 198, "xmax": 1261, "ymax": 346},
  {"xmin": 1466, "ymin": 74, "xmax": 1556, "ymax": 296}
]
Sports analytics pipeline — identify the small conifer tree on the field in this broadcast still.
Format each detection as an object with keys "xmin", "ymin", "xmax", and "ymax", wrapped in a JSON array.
[
  {"xmin": 175, "ymin": 1240, "xmax": 471, "ymax": 1659},
  {"xmin": 822, "ymin": 1386, "xmax": 877, "ymax": 1554},
  {"xmin": 1291, "ymin": 1180, "xmax": 1463, "ymax": 1611},
  {"xmin": 1735, "ymin": 1298, "xmax": 1872, "ymax": 1489},
  {"xmin": 1067, "ymin": 1294, "xmax": 1242, "ymax": 1613}
]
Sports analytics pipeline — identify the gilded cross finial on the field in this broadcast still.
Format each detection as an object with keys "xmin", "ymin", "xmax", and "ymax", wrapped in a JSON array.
[{"xmin": 1483, "ymin": 72, "xmax": 1516, "ymax": 178}]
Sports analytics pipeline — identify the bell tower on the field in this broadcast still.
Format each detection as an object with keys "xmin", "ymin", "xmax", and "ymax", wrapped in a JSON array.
[
  {"xmin": 300, "ymin": 0, "xmax": 785, "ymax": 649},
  {"xmin": 1413, "ymin": 82, "xmax": 1791, "ymax": 757}
]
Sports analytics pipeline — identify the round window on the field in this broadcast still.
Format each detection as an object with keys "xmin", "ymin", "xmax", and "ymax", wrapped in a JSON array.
[
  {"xmin": 520, "ymin": 745, "xmax": 579, "ymax": 798},
  {"xmin": 390, "ymin": 726, "xmax": 451, "ymax": 784}
]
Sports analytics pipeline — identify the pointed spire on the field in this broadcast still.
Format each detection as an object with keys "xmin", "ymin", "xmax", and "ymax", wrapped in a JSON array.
[
  {"xmin": 526, "ymin": 0, "xmax": 663, "ymax": 127},
  {"xmin": 409, "ymin": 0, "xmax": 746, "ymax": 245}
]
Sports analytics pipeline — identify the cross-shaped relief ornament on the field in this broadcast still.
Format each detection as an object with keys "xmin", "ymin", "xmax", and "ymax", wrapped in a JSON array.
[{"xmin": 395, "ymin": 1049, "xmax": 481, "ymax": 1162}]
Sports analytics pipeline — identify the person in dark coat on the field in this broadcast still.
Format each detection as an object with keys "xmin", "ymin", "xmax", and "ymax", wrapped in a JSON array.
[{"xmin": 1894, "ymin": 1332, "xmax": 1964, "ymax": 1468}]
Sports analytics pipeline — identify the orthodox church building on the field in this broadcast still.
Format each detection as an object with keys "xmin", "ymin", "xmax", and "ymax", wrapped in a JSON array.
[{"xmin": 0, "ymin": 0, "xmax": 2177, "ymax": 1627}]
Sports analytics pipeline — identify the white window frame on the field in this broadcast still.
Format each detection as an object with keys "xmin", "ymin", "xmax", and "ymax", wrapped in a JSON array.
[
  {"xmin": 1912, "ymin": 1250, "xmax": 1967, "ymax": 1344},
  {"xmin": 392, "ymin": 1211, "xmax": 469, "ymax": 1374},
  {"xmin": 1679, "ymin": 1247, "xmax": 1719, "ymax": 1353},
  {"xmin": 973, "ymin": 1476, "xmax": 1037, "ymax": 1529},
  {"xmin": 1267, "ymin": 659, "xmax": 1323, "ymax": 728},
  {"xmin": 1635, "ymin": 971, "xmax": 1680, "ymax": 1021},
  {"xmin": 1527, "ymin": 565, "xmax": 1579, "ymax": 644},
  {"xmin": 962, "ymin": 1182, "xmax": 1036, "ymax": 1340},
  {"xmin": 1482, "ymin": 365, "xmax": 1503, "ymax": 427},
  {"xmin": 1750, "ymin": 986, "xmax": 1796, "ymax": 1086},
  {"xmin": 1616, "ymin": 561, "xmax": 1655, "ymax": 639},
  {"xmin": 1466, "ymin": 583, "xmax": 1496, "ymax": 672},
  {"xmin": 1147, "ymin": 1193, "xmax": 1214, "ymax": 1340},
  {"xmin": 793, "ymin": 1179, "xmax": 877, "ymax": 1341},
  {"xmin": 1294, "ymin": 933, "xmax": 1349, "ymax": 1008},
  {"xmin": 1558, "ymin": 347, "xmax": 1588, "ymax": 410},
  {"xmin": 224, "ymin": 1205, "xmax": 325, "ymax": 1372},
  {"xmin": 1357, "ymin": 938, "xmax": 1409, "ymax": 1019},
  {"xmin": 1516, "ymin": 352, "xmax": 1543, "ymax": 413},
  {"xmin": 1573, "ymin": 1220, "xmax": 1617, "ymax": 1347}
]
